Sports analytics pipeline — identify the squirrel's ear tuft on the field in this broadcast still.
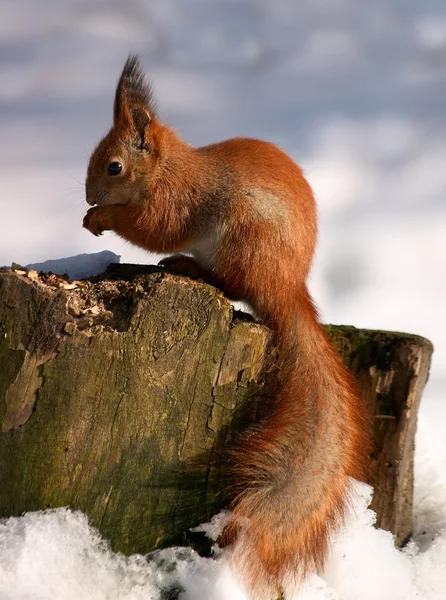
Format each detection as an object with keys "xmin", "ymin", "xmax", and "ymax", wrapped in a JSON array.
[{"xmin": 114, "ymin": 55, "xmax": 157, "ymax": 126}]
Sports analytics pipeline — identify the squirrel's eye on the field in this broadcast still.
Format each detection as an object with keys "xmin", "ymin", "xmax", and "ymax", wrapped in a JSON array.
[{"xmin": 108, "ymin": 162, "xmax": 122, "ymax": 176}]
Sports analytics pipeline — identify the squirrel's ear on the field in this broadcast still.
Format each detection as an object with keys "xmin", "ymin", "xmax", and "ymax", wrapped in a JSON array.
[
  {"xmin": 114, "ymin": 83, "xmax": 131, "ymax": 127},
  {"xmin": 114, "ymin": 78, "xmax": 129, "ymax": 126},
  {"xmin": 130, "ymin": 106, "xmax": 151, "ymax": 138},
  {"xmin": 113, "ymin": 55, "xmax": 156, "ymax": 131},
  {"xmin": 127, "ymin": 105, "xmax": 152, "ymax": 151}
]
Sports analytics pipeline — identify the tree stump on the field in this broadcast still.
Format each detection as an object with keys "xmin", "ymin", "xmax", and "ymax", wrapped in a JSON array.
[{"xmin": 0, "ymin": 265, "xmax": 433, "ymax": 554}]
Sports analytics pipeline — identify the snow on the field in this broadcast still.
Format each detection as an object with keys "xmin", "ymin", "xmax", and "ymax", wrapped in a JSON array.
[
  {"xmin": 25, "ymin": 250, "xmax": 120, "ymax": 281},
  {"xmin": 0, "ymin": 482, "xmax": 445, "ymax": 600},
  {"xmin": 1, "ymin": 0, "xmax": 446, "ymax": 598}
]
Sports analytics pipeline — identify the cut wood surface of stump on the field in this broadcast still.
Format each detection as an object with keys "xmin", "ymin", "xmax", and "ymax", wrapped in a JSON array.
[{"xmin": 0, "ymin": 264, "xmax": 433, "ymax": 555}]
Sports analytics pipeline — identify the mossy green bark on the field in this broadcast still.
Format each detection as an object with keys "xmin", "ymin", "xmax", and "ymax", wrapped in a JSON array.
[
  {"xmin": 0, "ymin": 267, "xmax": 433, "ymax": 554},
  {"xmin": 327, "ymin": 325, "xmax": 433, "ymax": 544},
  {"xmin": 0, "ymin": 268, "xmax": 275, "ymax": 554}
]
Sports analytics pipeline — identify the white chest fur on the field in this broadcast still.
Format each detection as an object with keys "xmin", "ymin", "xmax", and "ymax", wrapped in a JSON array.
[{"xmin": 187, "ymin": 233, "xmax": 221, "ymax": 271}]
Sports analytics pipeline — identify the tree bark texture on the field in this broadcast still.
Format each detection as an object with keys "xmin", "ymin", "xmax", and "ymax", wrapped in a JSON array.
[{"xmin": 0, "ymin": 265, "xmax": 433, "ymax": 554}]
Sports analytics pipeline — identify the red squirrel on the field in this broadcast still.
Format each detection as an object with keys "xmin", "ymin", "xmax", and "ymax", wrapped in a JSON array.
[{"xmin": 83, "ymin": 55, "xmax": 371, "ymax": 599}]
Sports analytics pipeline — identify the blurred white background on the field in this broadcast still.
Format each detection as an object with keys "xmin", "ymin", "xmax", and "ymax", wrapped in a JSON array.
[{"xmin": 1, "ymin": 2, "xmax": 446, "ymax": 598}]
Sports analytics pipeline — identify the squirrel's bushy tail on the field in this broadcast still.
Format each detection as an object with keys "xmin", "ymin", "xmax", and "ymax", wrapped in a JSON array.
[{"xmin": 221, "ymin": 286, "xmax": 370, "ymax": 598}]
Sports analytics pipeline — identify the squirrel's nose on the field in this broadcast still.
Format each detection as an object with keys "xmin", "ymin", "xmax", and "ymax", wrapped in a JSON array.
[{"xmin": 85, "ymin": 180, "xmax": 97, "ymax": 206}]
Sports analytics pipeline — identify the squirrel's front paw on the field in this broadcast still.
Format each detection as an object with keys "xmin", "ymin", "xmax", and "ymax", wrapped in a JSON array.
[{"xmin": 83, "ymin": 207, "xmax": 108, "ymax": 236}]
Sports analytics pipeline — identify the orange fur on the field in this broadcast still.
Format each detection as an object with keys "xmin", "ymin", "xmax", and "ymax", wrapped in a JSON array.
[{"xmin": 84, "ymin": 55, "xmax": 371, "ymax": 599}]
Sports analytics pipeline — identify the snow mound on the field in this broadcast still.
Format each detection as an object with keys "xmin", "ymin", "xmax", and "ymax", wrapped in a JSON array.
[
  {"xmin": 0, "ymin": 481, "xmax": 445, "ymax": 600},
  {"xmin": 25, "ymin": 250, "xmax": 120, "ymax": 281}
]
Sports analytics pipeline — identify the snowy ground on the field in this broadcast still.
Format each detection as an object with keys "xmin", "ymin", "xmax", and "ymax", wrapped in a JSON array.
[
  {"xmin": 0, "ymin": 480, "xmax": 445, "ymax": 600},
  {"xmin": 1, "ymin": 1, "xmax": 446, "ymax": 598}
]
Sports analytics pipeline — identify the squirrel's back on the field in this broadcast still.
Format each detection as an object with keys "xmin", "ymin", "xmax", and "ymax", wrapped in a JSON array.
[{"xmin": 196, "ymin": 137, "xmax": 318, "ymax": 283}]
